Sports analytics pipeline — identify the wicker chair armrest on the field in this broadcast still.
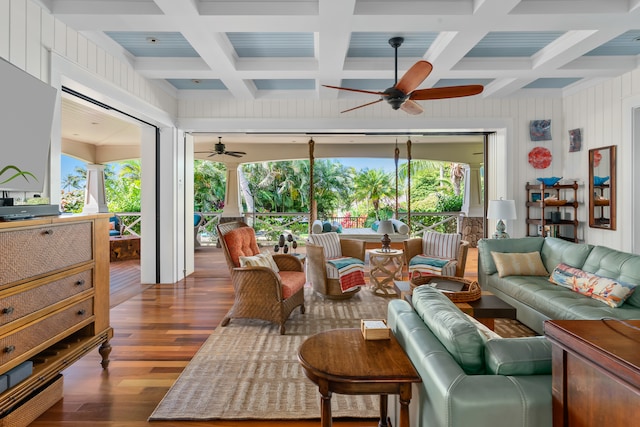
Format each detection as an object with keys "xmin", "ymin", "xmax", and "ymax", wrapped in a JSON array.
[
  {"xmin": 455, "ymin": 240, "xmax": 470, "ymax": 277},
  {"xmin": 231, "ymin": 267, "xmax": 283, "ymax": 298},
  {"xmin": 403, "ymin": 237, "xmax": 423, "ymax": 266},
  {"xmin": 272, "ymin": 254, "xmax": 304, "ymax": 272},
  {"xmin": 340, "ymin": 239, "xmax": 366, "ymax": 260}
]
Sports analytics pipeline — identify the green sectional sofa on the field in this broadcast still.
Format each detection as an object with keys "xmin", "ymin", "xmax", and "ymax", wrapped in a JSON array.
[
  {"xmin": 388, "ymin": 286, "xmax": 552, "ymax": 427},
  {"xmin": 478, "ymin": 237, "xmax": 640, "ymax": 334}
]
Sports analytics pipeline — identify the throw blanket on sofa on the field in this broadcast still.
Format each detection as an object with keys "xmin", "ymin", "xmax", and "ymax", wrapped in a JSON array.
[
  {"xmin": 327, "ymin": 257, "xmax": 366, "ymax": 292},
  {"xmin": 409, "ymin": 255, "xmax": 456, "ymax": 278}
]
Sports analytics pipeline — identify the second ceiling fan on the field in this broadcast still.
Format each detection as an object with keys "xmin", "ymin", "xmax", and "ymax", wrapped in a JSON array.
[{"xmin": 323, "ymin": 37, "xmax": 484, "ymax": 115}]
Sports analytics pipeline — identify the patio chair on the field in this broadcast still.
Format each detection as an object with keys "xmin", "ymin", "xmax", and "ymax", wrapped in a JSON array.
[
  {"xmin": 109, "ymin": 215, "xmax": 121, "ymax": 237},
  {"xmin": 306, "ymin": 232, "xmax": 366, "ymax": 299},
  {"xmin": 403, "ymin": 231, "xmax": 469, "ymax": 278},
  {"xmin": 194, "ymin": 213, "xmax": 204, "ymax": 247},
  {"xmin": 217, "ymin": 221, "xmax": 306, "ymax": 334}
]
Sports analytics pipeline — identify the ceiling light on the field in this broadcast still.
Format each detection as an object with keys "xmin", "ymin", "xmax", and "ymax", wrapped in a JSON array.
[
  {"xmin": 146, "ymin": 37, "xmax": 159, "ymax": 44},
  {"xmin": 192, "ymin": 79, "xmax": 201, "ymax": 84}
]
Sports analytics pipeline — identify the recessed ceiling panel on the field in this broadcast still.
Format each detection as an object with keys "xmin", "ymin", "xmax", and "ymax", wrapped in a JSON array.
[
  {"xmin": 254, "ymin": 79, "xmax": 315, "ymax": 90},
  {"xmin": 105, "ymin": 31, "xmax": 199, "ymax": 57},
  {"xmin": 584, "ymin": 30, "xmax": 640, "ymax": 56},
  {"xmin": 341, "ymin": 79, "xmax": 395, "ymax": 90},
  {"xmin": 465, "ymin": 31, "xmax": 565, "ymax": 57},
  {"xmin": 348, "ymin": 33, "xmax": 438, "ymax": 57},
  {"xmin": 434, "ymin": 79, "xmax": 494, "ymax": 88},
  {"xmin": 167, "ymin": 79, "xmax": 227, "ymax": 90},
  {"xmin": 523, "ymin": 78, "xmax": 582, "ymax": 89},
  {"xmin": 227, "ymin": 32, "xmax": 314, "ymax": 57}
]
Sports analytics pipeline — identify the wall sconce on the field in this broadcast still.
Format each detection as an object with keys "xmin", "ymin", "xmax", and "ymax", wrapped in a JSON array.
[{"xmin": 487, "ymin": 198, "xmax": 517, "ymax": 239}]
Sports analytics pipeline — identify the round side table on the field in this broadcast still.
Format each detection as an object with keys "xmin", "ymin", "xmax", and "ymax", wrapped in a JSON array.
[{"xmin": 369, "ymin": 249, "xmax": 404, "ymax": 297}]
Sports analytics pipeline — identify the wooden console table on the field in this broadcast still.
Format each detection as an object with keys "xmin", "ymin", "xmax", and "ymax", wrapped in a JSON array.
[{"xmin": 544, "ymin": 319, "xmax": 640, "ymax": 427}]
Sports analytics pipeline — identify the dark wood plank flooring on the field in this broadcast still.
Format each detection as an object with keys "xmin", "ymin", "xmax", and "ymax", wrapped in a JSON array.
[{"xmin": 31, "ymin": 246, "xmax": 478, "ymax": 427}]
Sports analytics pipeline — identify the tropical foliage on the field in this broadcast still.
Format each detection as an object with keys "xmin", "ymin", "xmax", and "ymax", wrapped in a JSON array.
[{"xmin": 60, "ymin": 156, "xmax": 467, "ymax": 235}]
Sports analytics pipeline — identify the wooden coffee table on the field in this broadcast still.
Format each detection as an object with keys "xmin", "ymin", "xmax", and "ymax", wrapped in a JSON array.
[{"xmin": 298, "ymin": 328, "xmax": 421, "ymax": 427}]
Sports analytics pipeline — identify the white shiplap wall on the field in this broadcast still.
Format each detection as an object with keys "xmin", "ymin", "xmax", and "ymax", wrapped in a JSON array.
[
  {"xmin": 564, "ymin": 68, "xmax": 640, "ymax": 252},
  {"xmin": 0, "ymin": 0, "xmax": 175, "ymax": 117}
]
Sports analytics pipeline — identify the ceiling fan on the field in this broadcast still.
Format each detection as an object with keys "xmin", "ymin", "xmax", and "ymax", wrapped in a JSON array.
[
  {"xmin": 195, "ymin": 137, "xmax": 246, "ymax": 158},
  {"xmin": 322, "ymin": 37, "xmax": 484, "ymax": 115}
]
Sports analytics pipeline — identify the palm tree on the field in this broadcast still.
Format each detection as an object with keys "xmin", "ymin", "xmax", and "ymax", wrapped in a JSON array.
[
  {"xmin": 354, "ymin": 169, "xmax": 395, "ymax": 220},
  {"xmin": 61, "ymin": 173, "xmax": 82, "ymax": 191},
  {"xmin": 194, "ymin": 160, "xmax": 226, "ymax": 212}
]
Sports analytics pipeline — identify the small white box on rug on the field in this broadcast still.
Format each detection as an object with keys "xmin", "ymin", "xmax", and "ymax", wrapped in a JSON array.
[{"xmin": 361, "ymin": 319, "xmax": 390, "ymax": 340}]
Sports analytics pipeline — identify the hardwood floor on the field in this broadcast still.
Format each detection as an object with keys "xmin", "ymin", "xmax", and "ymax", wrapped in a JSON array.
[{"xmin": 31, "ymin": 246, "xmax": 478, "ymax": 427}]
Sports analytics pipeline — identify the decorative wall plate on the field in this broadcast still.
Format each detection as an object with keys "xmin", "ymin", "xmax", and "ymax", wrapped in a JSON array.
[{"xmin": 528, "ymin": 147, "xmax": 552, "ymax": 169}]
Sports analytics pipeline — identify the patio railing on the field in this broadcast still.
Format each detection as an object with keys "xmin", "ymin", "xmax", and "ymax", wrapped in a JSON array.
[{"xmin": 115, "ymin": 210, "xmax": 464, "ymax": 247}]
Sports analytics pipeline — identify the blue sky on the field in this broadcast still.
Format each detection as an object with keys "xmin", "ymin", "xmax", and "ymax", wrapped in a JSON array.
[{"xmin": 60, "ymin": 155, "xmax": 396, "ymax": 183}]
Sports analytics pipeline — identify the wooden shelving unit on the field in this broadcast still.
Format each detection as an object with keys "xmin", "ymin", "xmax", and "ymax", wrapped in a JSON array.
[{"xmin": 525, "ymin": 181, "xmax": 580, "ymax": 242}]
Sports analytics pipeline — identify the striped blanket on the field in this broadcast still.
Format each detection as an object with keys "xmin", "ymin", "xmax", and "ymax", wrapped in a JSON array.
[
  {"xmin": 327, "ymin": 257, "xmax": 366, "ymax": 292},
  {"xmin": 408, "ymin": 255, "xmax": 456, "ymax": 278}
]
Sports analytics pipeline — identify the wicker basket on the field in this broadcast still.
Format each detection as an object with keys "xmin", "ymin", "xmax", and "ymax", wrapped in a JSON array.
[{"xmin": 410, "ymin": 276, "xmax": 481, "ymax": 302}]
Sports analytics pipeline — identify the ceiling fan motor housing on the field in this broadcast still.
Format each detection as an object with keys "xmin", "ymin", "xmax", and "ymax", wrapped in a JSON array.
[
  {"xmin": 214, "ymin": 142, "xmax": 225, "ymax": 153},
  {"xmin": 383, "ymin": 87, "xmax": 409, "ymax": 110}
]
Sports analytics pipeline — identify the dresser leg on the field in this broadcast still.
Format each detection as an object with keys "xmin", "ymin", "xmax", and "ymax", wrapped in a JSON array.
[{"xmin": 99, "ymin": 341, "xmax": 112, "ymax": 369}]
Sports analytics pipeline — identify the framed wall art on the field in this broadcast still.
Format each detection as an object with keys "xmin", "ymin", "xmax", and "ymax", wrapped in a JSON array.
[
  {"xmin": 569, "ymin": 128, "xmax": 582, "ymax": 152},
  {"xmin": 530, "ymin": 120, "xmax": 552, "ymax": 141}
]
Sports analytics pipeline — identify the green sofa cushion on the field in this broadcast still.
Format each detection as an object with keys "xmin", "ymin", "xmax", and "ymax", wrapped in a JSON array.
[
  {"xmin": 485, "ymin": 337, "xmax": 552, "ymax": 376},
  {"xmin": 412, "ymin": 286, "xmax": 485, "ymax": 374},
  {"xmin": 582, "ymin": 246, "xmax": 640, "ymax": 308},
  {"xmin": 478, "ymin": 237, "xmax": 545, "ymax": 275},
  {"xmin": 541, "ymin": 237, "xmax": 593, "ymax": 274}
]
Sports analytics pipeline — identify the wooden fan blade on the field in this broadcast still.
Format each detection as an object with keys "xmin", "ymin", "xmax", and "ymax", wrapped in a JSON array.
[
  {"xmin": 400, "ymin": 99, "xmax": 424, "ymax": 115},
  {"xmin": 340, "ymin": 98, "xmax": 384, "ymax": 113},
  {"xmin": 225, "ymin": 151, "xmax": 245, "ymax": 157},
  {"xmin": 207, "ymin": 152, "xmax": 220, "ymax": 157},
  {"xmin": 194, "ymin": 151, "xmax": 211, "ymax": 154},
  {"xmin": 410, "ymin": 85, "xmax": 484, "ymax": 101},
  {"xmin": 322, "ymin": 84, "xmax": 387, "ymax": 96},
  {"xmin": 395, "ymin": 61, "xmax": 433, "ymax": 94}
]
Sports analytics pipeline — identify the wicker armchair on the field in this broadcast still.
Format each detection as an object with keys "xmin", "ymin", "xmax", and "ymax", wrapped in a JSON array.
[
  {"xmin": 403, "ymin": 231, "xmax": 469, "ymax": 278},
  {"xmin": 217, "ymin": 221, "xmax": 306, "ymax": 334},
  {"xmin": 306, "ymin": 234, "xmax": 366, "ymax": 300}
]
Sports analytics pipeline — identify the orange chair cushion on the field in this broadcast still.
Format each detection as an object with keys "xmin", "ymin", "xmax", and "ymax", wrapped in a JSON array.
[
  {"xmin": 224, "ymin": 227, "xmax": 260, "ymax": 267},
  {"xmin": 278, "ymin": 271, "xmax": 306, "ymax": 299}
]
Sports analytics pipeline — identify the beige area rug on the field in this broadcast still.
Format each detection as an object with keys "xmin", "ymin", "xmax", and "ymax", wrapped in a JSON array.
[
  {"xmin": 149, "ymin": 287, "xmax": 536, "ymax": 421},
  {"xmin": 149, "ymin": 287, "xmax": 388, "ymax": 421}
]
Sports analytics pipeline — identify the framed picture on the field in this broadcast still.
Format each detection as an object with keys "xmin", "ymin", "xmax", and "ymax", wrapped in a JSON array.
[
  {"xmin": 569, "ymin": 128, "xmax": 582, "ymax": 152},
  {"xmin": 530, "ymin": 120, "xmax": 552, "ymax": 141},
  {"xmin": 531, "ymin": 192, "xmax": 550, "ymax": 202}
]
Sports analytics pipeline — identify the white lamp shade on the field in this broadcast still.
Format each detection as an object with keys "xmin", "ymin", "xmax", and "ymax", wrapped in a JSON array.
[
  {"xmin": 487, "ymin": 199, "xmax": 517, "ymax": 220},
  {"xmin": 377, "ymin": 220, "xmax": 395, "ymax": 235}
]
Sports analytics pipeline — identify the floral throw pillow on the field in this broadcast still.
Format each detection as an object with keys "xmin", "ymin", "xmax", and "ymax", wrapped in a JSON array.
[
  {"xmin": 549, "ymin": 263, "xmax": 592, "ymax": 296},
  {"xmin": 549, "ymin": 263, "xmax": 637, "ymax": 307},
  {"xmin": 589, "ymin": 276, "xmax": 637, "ymax": 308}
]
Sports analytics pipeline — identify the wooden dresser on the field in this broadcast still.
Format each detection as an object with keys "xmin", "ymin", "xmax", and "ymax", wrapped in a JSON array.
[
  {"xmin": 0, "ymin": 214, "xmax": 112, "ymax": 425},
  {"xmin": 545, "ymin": 319, "xmax": 640, "ymax": 427}
]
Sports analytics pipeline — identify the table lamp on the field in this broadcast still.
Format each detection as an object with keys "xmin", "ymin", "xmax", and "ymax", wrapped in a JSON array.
[
  {"xmin": 487, "ymin": 198, "xmax": 517, "ymax": 239},
  {"xmin": 377, "ymin": 220, "xmax": 395, "ymax": 252}
]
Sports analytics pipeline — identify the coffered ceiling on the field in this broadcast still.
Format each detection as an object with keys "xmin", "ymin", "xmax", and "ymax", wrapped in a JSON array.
[{"xmin": 44, "ymin": 0, "xmax": 640, "ymax": 159}]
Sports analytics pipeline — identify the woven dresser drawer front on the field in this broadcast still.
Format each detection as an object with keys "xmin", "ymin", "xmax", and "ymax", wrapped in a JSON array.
[
  {"xmin": 0, "ymin": 222, "xmax": 93, "ymax": 287},
  {"xmin": 0, "ymin": 298, "xmax": 94, "ymax": 366},
  {"xmin": 0, "ymin": 269, "xmax": 93, "ymax": 327}
]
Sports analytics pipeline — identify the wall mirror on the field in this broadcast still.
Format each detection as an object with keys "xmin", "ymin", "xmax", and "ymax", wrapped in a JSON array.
[{"xmin": 589, "ymin": 145, "xmax": 616, "ymax": 230}]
